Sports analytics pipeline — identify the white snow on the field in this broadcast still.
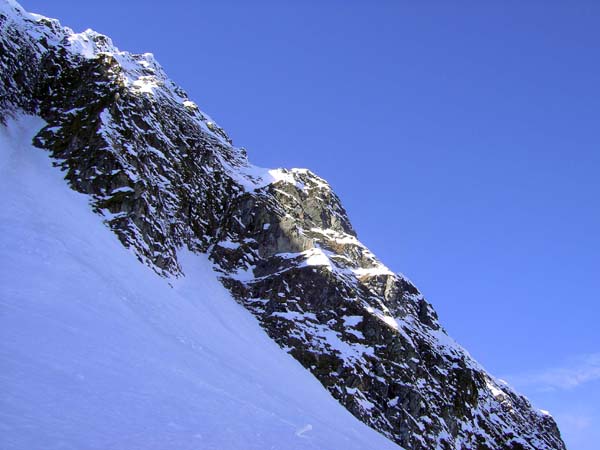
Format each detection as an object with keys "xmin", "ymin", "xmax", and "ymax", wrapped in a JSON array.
[
  {"xmin": 356, "ymin": 397, "xmax": 376, "ymax": 411},
  {"xmin": 0, "ymin": 114, "xmax": 402, "ymax": 450},
  {"xmin": 227, "ymin": 164, "xmax": 307, "ymax": 192},
  {"xmin": 295, "ymin": 423, "xmax": 313, "ymax": 437},
  {"xmin": 341, "ymin": 316, "xmax": 365, "ymax": 339},
  {"xmin": 132, "ymin": 75, "xmax": 160, "ymax": 94},
  {"xmin": 182, "ymin": 100, "xmax": 198, "ymax": 110},
  {"xmin": 275, "ymin": 248, "xmax": 334, "ymax": 271},
  {"xmin": 353, "ymin": 265, "xmax": 395, "ymax": 277},
  {"xmin": 311, "ymin": 227, "xmax": 360, "ymax": 245},
  {"xmin": 110, "ymin": 186, "xmax": 134, "ymax": 194},
  {"xmin": 66, "ymin": 30, "xmax": 99, "ymax": 59},
  {"xmin": 303, "ymin": 247, "xmax": 333, "ymax": 268},
  {"xmin": 343, "ymin": 315, "xmax": 363, "ymax": 327},
  {"xmin": 381, "ymin": 315, "xmax": 400, "ymax": 329},
  {"xmin": 220, "ymin": 161, "xmax": 326, "ymax": 194},
  {"xmin": 216, "ymin": 238, "xmax": 241, "ymax": 250},
  {"xmin": 485, "ymin": 379, "xmax": 506, "ymax": 399}
]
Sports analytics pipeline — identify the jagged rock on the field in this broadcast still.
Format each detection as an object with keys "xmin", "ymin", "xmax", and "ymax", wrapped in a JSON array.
[{"xmin": 0, "ymin": 1, "xmax": 566, "ymax": 449}]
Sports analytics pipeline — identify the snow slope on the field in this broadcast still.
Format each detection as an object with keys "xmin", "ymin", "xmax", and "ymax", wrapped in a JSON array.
[{"xmin": 0, "ymin": 115, "xmax": 401, "ymax": 450}]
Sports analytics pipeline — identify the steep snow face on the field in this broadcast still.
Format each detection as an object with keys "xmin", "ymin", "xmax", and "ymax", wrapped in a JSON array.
[{"xmin": 0, "ymin": 115, "xmax": 401, "ymax": 450}]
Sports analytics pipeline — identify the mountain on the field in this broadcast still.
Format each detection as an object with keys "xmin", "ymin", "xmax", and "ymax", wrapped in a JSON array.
[
  {"xmin": 0, "ymin": 1, "xmax": 566, "ymax": 449},
  {"xmin": 0, "ymin": 113, "xmax": 403, "ymax": 450}
]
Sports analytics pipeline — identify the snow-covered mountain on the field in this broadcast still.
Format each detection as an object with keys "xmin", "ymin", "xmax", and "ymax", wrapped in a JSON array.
[
  {"xmin": 0, "ymin": 1, "xmax": 566, "ymax": 449},
  {"xmin": 0, "ymin": 113, "xmax": 403, "ymax": 450}
]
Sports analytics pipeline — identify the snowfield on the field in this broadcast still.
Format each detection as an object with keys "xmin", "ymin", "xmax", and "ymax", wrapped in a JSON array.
[{"xmin": 0, "ymin": 115, "xmax": 401, "ymax": 449}]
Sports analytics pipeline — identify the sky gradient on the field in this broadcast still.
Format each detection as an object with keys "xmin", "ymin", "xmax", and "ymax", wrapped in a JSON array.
[{"xmin": 20, "ymin": 1, "xmax": 600, "ymax": 448}]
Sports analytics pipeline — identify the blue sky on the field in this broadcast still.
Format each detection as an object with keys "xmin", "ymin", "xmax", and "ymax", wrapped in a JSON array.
[{"xmin": 21, "ymin": 1, "xmax": 600, "ymax": 448}]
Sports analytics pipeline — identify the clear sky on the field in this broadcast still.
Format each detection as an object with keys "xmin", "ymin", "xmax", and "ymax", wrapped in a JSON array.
[{"xmin": 20, "ymin": 1, "xmax": 600, "ymax": 448}]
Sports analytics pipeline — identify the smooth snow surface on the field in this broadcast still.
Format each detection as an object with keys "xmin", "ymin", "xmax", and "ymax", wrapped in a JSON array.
[{"xmin": 0, "ymin": 115, "xmax": 400, "ymax": 450}]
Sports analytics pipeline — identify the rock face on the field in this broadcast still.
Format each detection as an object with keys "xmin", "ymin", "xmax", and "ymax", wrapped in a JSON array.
[{"xmin": 0, "ymin": 2, "xmax": 566, "ymax": 449}]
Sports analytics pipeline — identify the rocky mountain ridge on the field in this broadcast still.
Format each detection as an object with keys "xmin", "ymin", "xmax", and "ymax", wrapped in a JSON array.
[{"xmin": 0, "ymin": 1, "xmax": 566, "ymax": 448}]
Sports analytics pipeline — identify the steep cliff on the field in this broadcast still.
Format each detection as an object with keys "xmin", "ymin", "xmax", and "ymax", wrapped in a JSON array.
[{"xmin": 0, "ymin": 1, "xmax": 566, "ymax": 449}]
